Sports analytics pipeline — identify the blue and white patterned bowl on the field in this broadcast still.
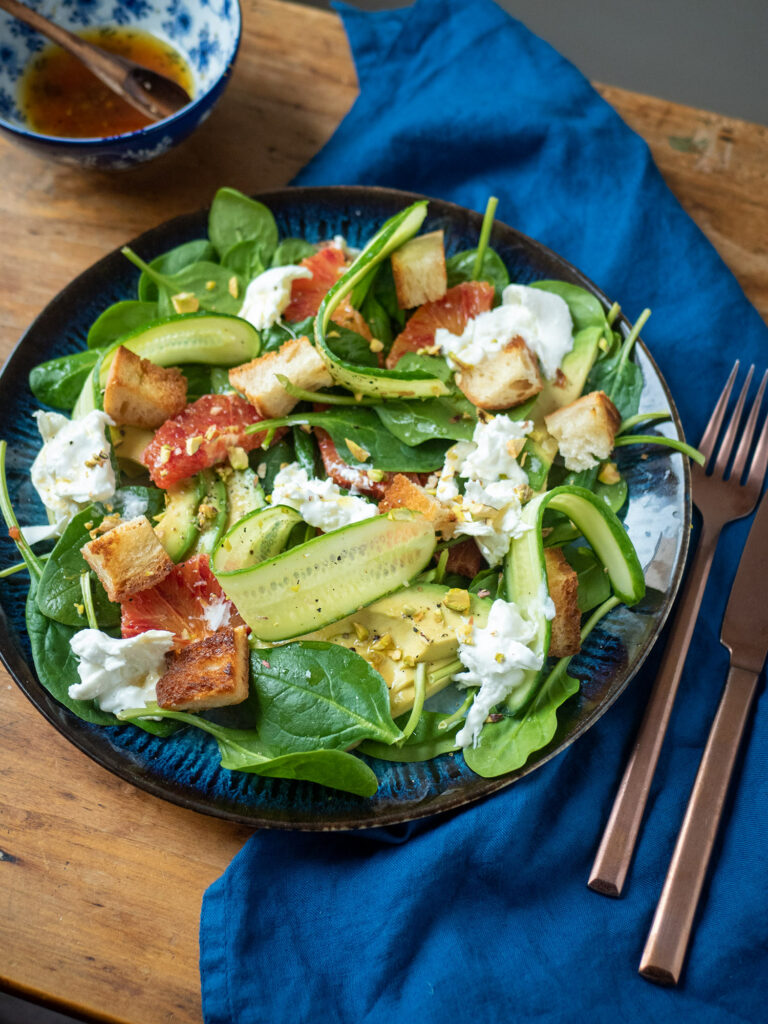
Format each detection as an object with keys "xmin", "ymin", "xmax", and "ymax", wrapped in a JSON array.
[{"xmin": 0, "ymin": 0, "xmax": 241, "ymax": 169}]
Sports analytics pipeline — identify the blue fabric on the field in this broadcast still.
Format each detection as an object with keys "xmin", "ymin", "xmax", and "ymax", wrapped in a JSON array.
[{"xmin": 200, "ymin": 2, "xmax": 768, "ymax": 1021}]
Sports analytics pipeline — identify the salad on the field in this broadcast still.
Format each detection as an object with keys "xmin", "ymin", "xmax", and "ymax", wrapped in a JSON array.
[{"xmin": 0, "ymin": 188, "xmax": 700, "ymax": 799}]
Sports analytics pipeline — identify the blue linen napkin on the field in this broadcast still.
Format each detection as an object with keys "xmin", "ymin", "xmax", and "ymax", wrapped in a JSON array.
[{"xmin": 200, "ymin": 2, "xmax": 768, "ymax": 1020}]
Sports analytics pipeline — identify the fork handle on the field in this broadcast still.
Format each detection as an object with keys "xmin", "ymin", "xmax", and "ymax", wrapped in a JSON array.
[
  {"xmin": 639, "ymin": 663, "xmax": 759, "ymax": 985},
  {"xmin": 589, "ymin": 525, "xmax": 719, "ymax": 897}
]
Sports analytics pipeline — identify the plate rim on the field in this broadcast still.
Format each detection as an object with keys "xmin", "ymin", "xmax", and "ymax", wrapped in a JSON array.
[{"xmin": 0, "ymin": 184, "xmax": 692, "ymax": 831}]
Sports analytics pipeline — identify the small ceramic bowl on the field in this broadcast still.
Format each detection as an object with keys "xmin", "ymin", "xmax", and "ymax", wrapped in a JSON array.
[{"xmin": 0, "ymin": 0, "xmax": 241, "ymax": 169}]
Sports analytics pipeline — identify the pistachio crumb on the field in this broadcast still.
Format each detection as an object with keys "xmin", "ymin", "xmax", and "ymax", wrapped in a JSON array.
[
  {"xmin": 444, "ymin": 588, "xmax": 471, "ymax": 613},
  {"xmin": 352, "ymin": 622, "xmax": 369, "ymax": 641},
  {"xmin": 171, "ymin": 292, "xmax": 199, "ymax": 314}
]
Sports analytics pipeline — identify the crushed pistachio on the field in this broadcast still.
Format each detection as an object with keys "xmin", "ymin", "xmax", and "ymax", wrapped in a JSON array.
[
  {"xmin": 158, "ymin": 444, "xmax": 172, "ymax": 465},
  {"xmin": 205, "ymin": 280, "xmax": 217, "ymax": 291},
  {"xmin": 205, "ymin": 426, "xmax": 217, "ymax": 440},
  {"xmin": 598, "ymin": 461, "xmax": 621, "ymax": 485},
  {"xmin": 372, "ymin": 633, "xmax": 394, "ymax": 651},
  {"xmin": 227, "ymin": 446, "xmax": 249, "ymax": 470},
  {"xmin": 345, "ymin": 438, "xmax": 370, "ymax": 462},
  {"xmin": 185, "ymin": 435, "xmax": 204, "ymax": 456},
  {"xmin": 402, "ymin": 655, "xmax": 416, "ymax": 668},
  {"xmin": 495, "ymin": 652, "xmax": 506, "ymax": 663},
  {"xmin": 506, "ymin": 438, "xmax": 525, "ymax": 458},
  {"xmin": 197, "ymin": 502, "xmax": 218, "ymax": 528},
  {"xmin": 352, "ymin": 622, "xmax": 369, "ymax": 641},
  {"xmin": 443, "ymin": 588, "xmax": 470, "ymax": 613},
  {"xmin": 390, "ymin": 648, "xmax": 403, "ymax": 662},
  {"xmin": 369, "ymin": 338, "xmax": 384, "ymax": 353},
  {"xmin": 368, "ymin": 468, "xmax": 385, "ymax": 482},
  {"xmin": 171, "ymin": 292, "xmax": 199, "ymax": 314},
  {"xmin": 74, "ymin": 603, "xmax": 85, "ymax": 616},
  {"xmin": 228, "ymin": 276, "xmax": 239, "ymax": 299}
]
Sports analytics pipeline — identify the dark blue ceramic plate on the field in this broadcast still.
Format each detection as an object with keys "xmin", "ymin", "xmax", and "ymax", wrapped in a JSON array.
[{"xmin": 0, "ymin": 187, "xmax": 691, "ymax": 830}]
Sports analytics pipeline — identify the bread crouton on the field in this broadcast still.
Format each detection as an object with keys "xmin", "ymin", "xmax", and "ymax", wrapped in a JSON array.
[
  {"xmin": 81, "ymin": 515, "xmax": 173, "ymax": 602},
  {"xmin": 457, "ymin": 337, "xmax": 543, "ymax": 410},
  {"xmin": 103, "ymin": 346, "xmax": 187, "ymax": 429},
  {"xmin": 391, "ymin": 231, "xmax": 447, "ymax": 309},
  {"xmin": 378, "ymin": 474, "xmax": 456, "ymax": 539},
  {"xmin": 156, "ymin": 626, "xmax": 249, "ymax": 711},
  {"xmin": 228, "ymin": 336, "xmax": 332, "ymax": 418},
  {"xmin": 544, "ymin": 390, "xmax": 621, "ymax": 472},
  {"xmin": 545, "ymin": 548, "xmax": 581, "ymax": 658}
]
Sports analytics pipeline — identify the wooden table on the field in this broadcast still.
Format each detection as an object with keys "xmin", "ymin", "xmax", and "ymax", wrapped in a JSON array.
[{"xmin": 1, "ymin": 2, "xmax": 766, "ymax": 1021}]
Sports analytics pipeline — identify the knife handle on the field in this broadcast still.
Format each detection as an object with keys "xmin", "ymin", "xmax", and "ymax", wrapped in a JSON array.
[
  {"xmin": 639, "ymin": 663, "xmax": 759, "ymax": 986},
  {"xmin": 589, "ymin": 528, "xmax": 719, "ymax": 897}
]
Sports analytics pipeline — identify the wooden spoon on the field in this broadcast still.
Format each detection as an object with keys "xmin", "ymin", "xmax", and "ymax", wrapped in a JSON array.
[{"xmin": 0, "ymin": 0, "xmax": 192, "ymax": 122}]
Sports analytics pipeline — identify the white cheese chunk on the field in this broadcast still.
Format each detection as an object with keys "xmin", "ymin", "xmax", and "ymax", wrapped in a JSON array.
[
  {"xmin": 30, "ymin": 410, "xmax": 116, "ymax": 534},
  {"xmin": 435, "ymin": 283, "xmax": 573, "ymax": 380},
  {"xmin": 454, "ymin": 597, "xmax": 554, "ymax": 748},
  {"xmin": 238, "ymin": 265, "xmax": 313, "ymax": 330},
  {"xmin": 271, "ymin": 463, "xmax": 376, "ymax": 533},
  {"xmin": 68, "ymin": 629, "xmax": 174, "ymax": 716}
]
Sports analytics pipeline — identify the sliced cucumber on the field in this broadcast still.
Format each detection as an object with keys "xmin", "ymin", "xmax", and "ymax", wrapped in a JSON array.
[
  {"xmin": 501, "ymin": 484, "xmax": 645, "ymax": 713},
  {"xmin": 154, "ymin": 474, "xmax": 205, "ymax": 562},
  {"xmin": 314, "ymin": 203, "xmax": 449, "ymax": 399},
  {"xmin": 223, "ymin": 467, "xmax": 266, "ymax": 532},
  {"xmin": 214, "ymin": 511, "xmax": 437, "ymax": 641},
  {"xmin": 72, "ymin": 314, "xmax": 261, "ymax": 418},
  {"xmin": 212, "ymin": 504, "xmax": 303, "ymax": 575},
  {"xmin": 194, "ymin": 471, "xmax": 228, "ymax": 556}
]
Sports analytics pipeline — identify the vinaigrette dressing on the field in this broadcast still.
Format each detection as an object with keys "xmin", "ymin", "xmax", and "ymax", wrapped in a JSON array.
[{"xmin": 19, "ymin": 26, "xmax": 194, "ymax": 138}]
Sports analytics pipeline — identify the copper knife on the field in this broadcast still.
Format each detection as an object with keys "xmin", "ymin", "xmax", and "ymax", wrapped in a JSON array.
[{"xmin": 639, "ymin": 488, "xmax": 768, "ymax": 985}]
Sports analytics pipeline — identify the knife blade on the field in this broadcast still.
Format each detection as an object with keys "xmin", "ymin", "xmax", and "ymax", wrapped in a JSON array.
[{"xmin": 720, "ymin": 488, "xmax": 768, "ymax": 671}]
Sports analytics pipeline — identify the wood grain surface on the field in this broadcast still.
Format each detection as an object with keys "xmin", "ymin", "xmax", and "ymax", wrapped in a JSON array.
[{"xmin": 0, "ymin": 2, "xmax": 766, "ymax": 1022}]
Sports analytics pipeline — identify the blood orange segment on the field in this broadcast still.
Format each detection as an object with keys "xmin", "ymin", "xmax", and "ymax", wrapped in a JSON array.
[
  {"xmin": 283, "ymin": 246, "xmax": 372, "ymax": 340},
  {"xmin": 142, "ymin": 393, "xmax": 269, "ymax": 488},
  {"xmin": 315, "ymin": 429, "xmax": 425, "ymax": 500},
  {"xmin": 386, "ymin": 281, "xmax": 495, "ymax": 369},
  {"xmin": 121, "ymin": 554, "xmax": 245, "ymax": 648}
]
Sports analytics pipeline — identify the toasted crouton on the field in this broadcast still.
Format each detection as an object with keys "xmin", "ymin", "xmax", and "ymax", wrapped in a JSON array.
[
  {"xmin": 391, "ymin": 231, "xmax": 447, "ymax": 309},
  {"xmin": 103, "ymin": 346, "xmax": 187, "ymax": 429},
  {"xmin": 228, "ymin": 336, "xmax": 333, "ymax": 418},
  {"xmin": 457, "ymin": 337, "xmax": 543, "ymax": 410},
  {"xmin": 545, "ymin": 548, "xmax": 581, "ymax": 658},
  {"xmin": 81, "ymin": 515, "xmax": 173, "ymax": 602},
  {"xmin": 378, "ymin": 474, "xmax": 456, "ymax": 539},
  {"xmin": 544, "ymin": 390, "xmax": 621, "ymax": 472},
  {"xmin": 156, "ymin": 626, "xmax": 249, "ymax": 711}
]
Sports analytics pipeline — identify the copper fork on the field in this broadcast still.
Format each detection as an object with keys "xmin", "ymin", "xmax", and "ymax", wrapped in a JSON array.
[{"xmin": 589, "ymin": 361, "xmax": 768, "ymax": 897}]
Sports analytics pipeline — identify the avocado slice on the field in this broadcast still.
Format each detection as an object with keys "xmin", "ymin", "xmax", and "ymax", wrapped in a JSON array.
[
  {"xmin": 154, "ymin": 473, "xmax": 206, "ymax": 562},
  {"xmin": 305, "ymin": 582, "xmax": 492, "ymax": 718},
  {"xmin": 222, "ymin": 466, "xmax": 266, "ymax": 531}
]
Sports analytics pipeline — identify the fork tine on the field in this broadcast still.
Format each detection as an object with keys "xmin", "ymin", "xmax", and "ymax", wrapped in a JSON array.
[
  {"xmin": 698, "ymin": 361, "xmax": 740, "ymax": 466},
  {"xmin": 745, "ymin": 378, "xmax": 768, "ymax": 493},
  {"xmin": 712, "ymin": 364, "xmax": 754, "ymax": 477},
  {"xmin": 731, "ymin": 369, "xmax": 768, "ymax": 481}
]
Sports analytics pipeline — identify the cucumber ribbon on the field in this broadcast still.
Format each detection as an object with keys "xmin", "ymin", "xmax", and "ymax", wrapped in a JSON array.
[{"xmin": 314, "ymin": 202, "xmax": 450, "ymax": 399}]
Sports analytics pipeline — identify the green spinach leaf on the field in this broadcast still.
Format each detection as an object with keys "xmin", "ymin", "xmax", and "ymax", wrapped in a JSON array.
[
  {"xmin": 361, "ymin": 290, "xmax": 393, "ymax": 352},
  {"xmin": 325, "ymin": 325, "xmax": 378, "ymax": 367},
  {"xmin": 394, "ymin": 352, "xmax": 453, "ymax": 384},
  {"xmin": 446, "ymin": 246, "xmax": 509, "ymax": 299},
  {"xmin": 250, "ymin": 438, "xmax": 294, "ymax": 493},
  {"xmin": 587, "ymin": 349, "xmax": 643, "ymax": 420},
  {"xmin": 374, "ymin": 260, "xmax": 405, "ymax": 328},
  {"xmin": 119, "ymin": 705, "xmax": 378, "ymax": 795},
  {"xmin": 180, "ymin": 364, "xmax": 234, "ymax": 400},
  {"xmin": 29, "ymin": 350, "xmax": 100, "ymax": 411},
  {"xmin": 373, "ymin": 394, "xmax": 476, "ymax": 445},
  {"xmin": 123, "ymin": 248, "xmax": 243, "ymax": 317},
  {"xmin": 292, "ymin": 425, "xmax": 318, "ymax": 477},
  {"xmin": 562, "ymin": 544, "xmax": 612, "ymax": 613},
  {"xmin": 137, "ymin": 239, "xmax": 217, "ymax": 302},
  {"xmin": 87, "ymin": 301, "xmax": 159, "ymax": 349},
  {"xmin": 250, "ymin": 643, "xmax": 402, "ymax": 751},
  {"xmin": 259, "ymin": 316, "xmax": 315, "ymax": 355},
  {"xmin": 359, "ymin": 710, "xmax": 460, "ymax": 762},
  {"xmin": 271, "ymin": 238, "xmax": 316, "ymax": 267},
  {"xmin": 468, "ymin": 567, "xmax": 502, "ymax": 598},
  {"xmin": 221, "ymin": 239, "xmax": 265, "ymax": 282},
  {"xmin": 208, "ymin": 187, "xmax": 278, "ymax": 264}
]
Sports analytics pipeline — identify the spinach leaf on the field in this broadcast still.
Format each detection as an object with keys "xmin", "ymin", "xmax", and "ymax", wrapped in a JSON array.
[
  {"xmin": 586, "ymin": 349, "xmax": 643, "ymax": 420},
  {"xmin": 137, "ymin": 239, "xmax": 217, "ymax": 302},
  {"xmin": 26, "ymin": 581, "xmax": 177, "ymax": 736},
  {"xmin": 250, "ymin": 438, "xmax": 294, "ymax": 493},
  {"xmin": 255, "ymin": 407, "xmax": 450, "ymax": 472},
  {"xmin": 374, "ymin": 260, "xmax": 405, "ymax": 328},
  {"xmin": 359, "ymin": 710, "xmax": 460, "ymax": 762},
  {"xmin": 119, "ymin": 705, "xmax": 378, "ymax": 796},
  {"xmin": 271, "ymin": 238, "xmax": 316, "ymax": 267},
  {"xmin": 325, "ymin": 325, "xmax": 378, "ymax": 367},
  {"xmin": 292, "ymin": 425, "xmax": 318, "ymax": 476},
  {"xmin": 531, "ymin": 280, "xmax": 609, "ymax": 333},
  {"xmin": 361, "ymin": 290, "xmax": 393, "ymax": 352},
  {"xmin": 463, "ymin": 660, "xmax": 580, "ymax": 776},
  {"xmin": 468, "ymin": 566, "xmax": 502, "ymax": 598},
  {"xmin": 180, "ymin": 364, "xmax": 234, "ymax": 400},
  {"xmin": 446, "ymin": 246, "xmax": 509, "ymax": 299},
  {"xmin": 37, "ymin": 489, "xmax": 164, "ymax": 628},
  {"xmin": 562, "ymin": 544, "xmax": 612, "ymax": 613},
  {"xmin": 395, "ymin": 352, "xmax": 453, "ymax": 384},
  {"xmin": 208, "ymin": 187, "xmax": 278, "ymax": 264},
  {"xmin": 259, "ymin": 316, "xmax": 314, "ymax": 355},
  {"xmin": 123, "ymin": 248, "xmax": 243, "ymax": 317},
  {"xmin": 29, "ymin": 349, "xmax": 100, "ymax": 411},
  {"xmin": 373, "ymin": 393, "xmax": 476, "ymax": 445},
  {"xmin": 250, "ymin": 643, "xmax": 402, "ymax": 751},
  {"xmin": 87, "ymin": 301, "xmax": 159, "ymax": 349},
  {"xmin": 221, "ymin": 239, "xmax": 265, "ymax": 282}
]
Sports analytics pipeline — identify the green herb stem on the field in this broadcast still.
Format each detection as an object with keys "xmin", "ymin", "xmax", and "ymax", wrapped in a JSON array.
[
  {"xmin": 472, "ymin": 196, "xmax": 499, "ymax": 280},
  {"xmin": 427, "ymin": 658, "xmax": 463, "ymax": 686},
  {"xmin": 618, "ymin": 411, "xmax": 671, "ymax": 435},
  {"xmin": 79, "ymin": 571, "xmax": 99, "ymax": 630},
  {"xmin": 275, "ymin": 375, "xmax": 381, "ymax": 407},
  {"xmin": 617, "ymin": 307, "xmax": 651, "ymax": 373},
  {"xmin": 606, "ymin": 302, "xmax": 621, "ymax": 326},
  {"xmin": 580, "ymin": 594, "xmax": 621, "ymax": 642},
  {"xmin": 614, "ymin": 434, "xmax": 705, "ymax": 465},
  {"xmin": 434, "ymin": 548, "xmax": 449, "ymax": 584},
  {"xmin": 398, "ymin": 662, "xmax": 427, "ymax": 744},
  {"xmin": 438, "ymin": 690, "xmax": 475, "ymax": 732},
  {"xmin": 434, "ymin": 536, "xmax": 468, "ymax": 553},
  {"xmin": 122, "ymin": 247, "xmax": 175, "ymax": 292},
  {"xmin": 0, "ymin": 440, "xmax": 44, "ymax": 579},
  {"xmin": 0, "ymin": 553, "xmax": 51, "ymax": 578}
]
